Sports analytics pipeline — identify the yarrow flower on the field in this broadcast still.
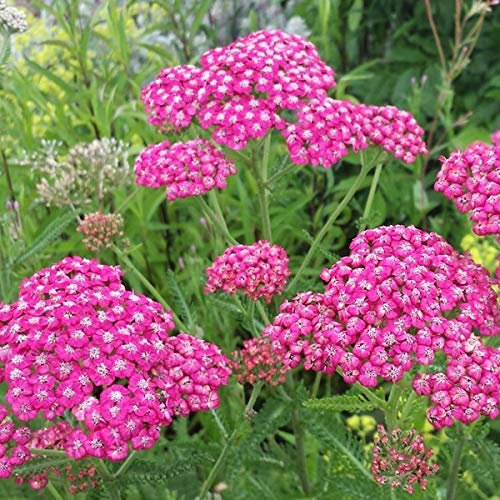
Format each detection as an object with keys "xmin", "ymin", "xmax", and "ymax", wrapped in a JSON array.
[
  {"xmin": 14, "ymin": 421, "xmax": 98, "ymax": 493},
  {"xmin": 371, "ymin": 425, "xmax": 439, "ymax": 495},
  {"xmin": 230, "ymin": 336, "xmax": 287, "ymax": 386},
  {"xmin": 282, "ymin": 98, "xmax": 427, "ymax": 167},
  {"xmin": 265, "ymin": 225, "xmax": 499, "ymax": 426},
  {"xmin": 0, "ymin": 257, "xmax": 231, "ymax": 461},
  {"xmin": 204, "ymin": 240, "xmax": 290, "ymax": 303},
  {"xmin": 0, "ymin": 0, "xmax": 28, "ymax": 33},
  {"xmin": 77, "ymin": 212, "xmax": 125, "ymax": 252},
  {"xmin": 134, "ymin": 139, "xmax": 236, "ymax": 200},
  {"xmin": 435, "ymin": 141, "xmax": 500, "ymax": 237}
]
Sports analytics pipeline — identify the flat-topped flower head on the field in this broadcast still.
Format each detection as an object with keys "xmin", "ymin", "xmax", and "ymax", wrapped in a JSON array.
[
  {"xmin": 204, "ymin": 240, "xmax": 290, "ymax": 303},
  {"xmin": 134, "ymin": 139, "xmax": 236, "ymax": 200},
  {"xmin": 282, "ymin": 98, "xmax": 427, "ymax": 168},
  {"xmin": 435, "ymin": 142, "xmax": 500, "ymax": 237},
  {"xmin": 0, "ymin": 257, "xmax": 231, "ymax": 461},
  {"xmin": 266, "ymin": 225, "xmax": 499, "ymax": 394},
  {"xmin": 371, "ymin": 425, "xmax": 439, "ymax": 495},
  {"xmin": 200, "ymin": 29, "xmax": 336, "ymax": 110}
]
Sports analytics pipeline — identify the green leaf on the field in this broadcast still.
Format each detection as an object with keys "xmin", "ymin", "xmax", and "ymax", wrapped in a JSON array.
[
  {"xmin": 11, "ymin": 210, "xmax": 75, "ymax": 267},
  {"xmin": 304, "ymin": 394, "xmax": 378, "ymax": 413},
  {"xmin": 347, "ymin": 0, "xmax": 364, "ymax": 32}
]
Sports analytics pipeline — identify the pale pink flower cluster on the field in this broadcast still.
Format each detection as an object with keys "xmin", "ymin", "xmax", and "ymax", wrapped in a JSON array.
[
  {"xmin": 77, "ymin": 212, "xmax": 125, "ymax": 252},
  {"xmin": 204, "ymin": 240, "xmax": 290, "ymax": 303},
  {"xmin": 134, "ymin": 139, "xmax": 236, "ymax": 201},
  {"xmin": 264, "ymin": 225, "xmax": 499, "ymax": 426},
  {"xmin": 413, "ymin": 336, "xmax": 499, "ymax": 428},
  {"xmin": 283, "ymin": 98, "xmax": 427, "ymax": 167},
  {"xmin": 371, "ymin": 425, "xmax": 439, "ymax": 495},
  {"xmin": 0, "ymin": 257, "xmax": 231, "ymax": 465},
  {"xmin": 435, "ymin": 142, "xmax": 500, "ymax": 237},
  {"xmin": 230, "ymin": 336, "xmax": 287, "ymax": 386}
]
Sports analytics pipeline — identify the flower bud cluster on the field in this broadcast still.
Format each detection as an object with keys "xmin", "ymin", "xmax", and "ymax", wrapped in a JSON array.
[
  {"xmin": 15, "ymin": 421, "xmax": 98, "ymax": 492},
  {"xmin": 0, "ymin": 257, "xmax": 231, "ymax": 462},
  {"xmin": 371, "ymin": 425, "xmax": 439, "ymax": 495},
  {"xmin": 204, "ymin": 240, "xmax": 290, "ymax": 303},
  {"xmin": 265, "ymin": 225, "xmax": 499, "ymax": 426},
  {"xmin": 435, "ymin": 142, "xmax": 499, "ymax": 237},
  {"xmin": 77, "ymin": 212, "xmax": 125, "ymax": 252},
  {"xmin": 283, "ymin": 98, "xmax": 427, "ymax": 167},
  {"xmin": 230, "ymin": 336, "xmax": 287, "ymax": 386},
  {"xmin": 134, "ymin": 139, "xmax": 236, "ymax": 200}
]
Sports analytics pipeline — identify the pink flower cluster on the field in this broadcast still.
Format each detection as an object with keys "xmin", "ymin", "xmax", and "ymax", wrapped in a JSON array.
[
  {"xmin": 435, "ymin": 141, "xmax": 500, "ymax": 237},
  {"xmin": 265, "ymin": 225, "xmax": 499, "ymax": 426},
  {"xmin": 134, "ymin": 139, "xmax": 236, "ymax": 201},
  {"xmin": 413, "ymin": 336, "xmax": 499, "ymax": 428},
  {"xmin": 283, "ymin": 98, "xmax": 427, "ymax": 167},
  {"xmin": 0, "ymin": 257, "xmax": 231, "ymax": 462},
  {"xmin": 371, "ymin": 425, "xmax": 439, "ymax": 495},
  {"xmin": 230, "ymin": 336, "xmax": 287, "ymax": 386},
  {"xmin": 15, "ymin": 421, "xmax": 98, "ymax": 492},
  {"xmin": 204, "ymin": 240, "xmax": 290, "ymax": 303},
  {"xmin": 141, "ymin": 30, "xmax": 335, "ymax": 149},
  {"xmin": 77, "ymin": 212, "xmax": 125, "ymax": 252},
  {"xmin": 0, "ymin": 404, "xmax": 32, "ymax": 480},
  {"xmin": 140, "ymin": 29, "xmax": 426, "ymax": 172}
]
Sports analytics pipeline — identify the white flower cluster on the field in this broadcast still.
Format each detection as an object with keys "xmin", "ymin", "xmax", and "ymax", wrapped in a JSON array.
[
  {"xmin": 30, "ymin": 138, "xmax": 130, "ymax": 208},
  {"xmin": 0, "ymin": 0, "xmax": 28, "ymax": 33}
]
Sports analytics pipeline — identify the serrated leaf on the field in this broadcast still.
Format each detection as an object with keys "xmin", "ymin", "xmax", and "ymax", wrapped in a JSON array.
[{"xmin": 304, "ymin": 394, "xmax": 378, "ymax": 413}]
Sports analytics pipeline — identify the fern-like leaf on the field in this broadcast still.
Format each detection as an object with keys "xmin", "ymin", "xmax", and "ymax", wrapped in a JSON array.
[
  {"xmin": 11, "ymin": 210, "xmax": 75, "ymax": 267},
  {"xmin": 304, "ymin": 394, "xmax": 378, "ymax": 413},
  {"xmin": 166, "ymin": 269, "xmax": 194, "ymax": 330}
]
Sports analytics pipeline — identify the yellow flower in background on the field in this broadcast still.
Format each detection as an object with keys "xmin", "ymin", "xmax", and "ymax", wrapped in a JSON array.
[{"xmin": 461, "ymin": 233, "xmax": 498, "ymax": 274}]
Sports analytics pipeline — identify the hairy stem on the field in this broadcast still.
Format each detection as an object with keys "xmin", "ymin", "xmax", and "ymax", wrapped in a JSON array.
[
  {"xmin": 446, "ymin": 437, "xmax": 465, "ymax": 500},
  {"xmin": 113, "ymin": 450, "xmax": 137, "ymax": 479},
  {"xmin": 199, "ymin": 196, "xmax": 239, "ymax": 246},
  {"xmin": 256, "ymin": 133, "xmax": 273, "ymax": 242},
  {"xmin": 360, "ymin": 163, "xmax": 383, "ymax": 231},
  {"xmin": 47, "ymin": 481, "xmax": 64, "ymax": 500}
]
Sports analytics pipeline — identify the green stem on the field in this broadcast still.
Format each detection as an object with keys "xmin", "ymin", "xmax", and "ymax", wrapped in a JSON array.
[
  {"xmin": 257, "ymin": 133, "xmax": 272, "ymax": 242},
  {"xmin": 198, "ymin": 382, "xmax": 263, "ymax": 499},
  {"xmin": 385, "ymin": 383, "xmax": 403, "ymax": 430},
  {"xmin": 112, "ymin": 245, "xmax": 191, "ymax": 334},
  {"xmin": 287, "ymin": 164, "xmax": 372, "ymax": 292},
  {"xmin": 357, "ymin": 385, "xmax": 387, "ymax": 408},
  {"xmin": 247, "ymin": 300, "xmax": 258, "ymax": 337},
  {"xmin": 256, "ymin": 301, "xmax": 271, "ymax": 325},
  {"xmin": 359, "ymin": 163, "xmax": 383, "ymax": 231},
  {"xmin": 199, "ymin": 197, "xmax": 239, "ymax": 246},
  {"xmin": 113, "ymin": 450, "xmax": 137, "ymax": 479},
  {"xmin": 310, "ymin": 372, "xmax": 322, "ymax": 399},
  {"xmin": 47, "ymin": 481, "xmax": 64, "ymax": 500},
  {"xmin": 94, "ymin": 460, "xmax": 122, "ymax": 500},
  {"xmin": 446, "ymin": 437, "xmax": 465, "ymax": 500},
  {"xmin": 286, "ymin": 375, "xmax": 311, "ymax": 495},
  {"xmin": 396, "ymin": 390, "xmax": 418, "ymax": 426}
]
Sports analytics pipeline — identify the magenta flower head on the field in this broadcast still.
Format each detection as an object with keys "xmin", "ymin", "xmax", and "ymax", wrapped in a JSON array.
[
  {"xmin": 0, "ymin": 257, "xmax": 231, "ymax": 461},
  {"xmin": 204, "ymin": 240, "xmax": 290, "ymax": 303},
  {"xmin": 134, "ymin": 139, "xmax": 236, "ymax": 200},
  {"xmin": 435, "ymin": 142, "xmax": 500, "ymax": 237},
  {"xmin": 282, "ymin": 98, "xmax": 427, "ymax": 168},
  {"xmin": 265, "ymin": 225, "xmax": 499, "ymax": 396}
]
